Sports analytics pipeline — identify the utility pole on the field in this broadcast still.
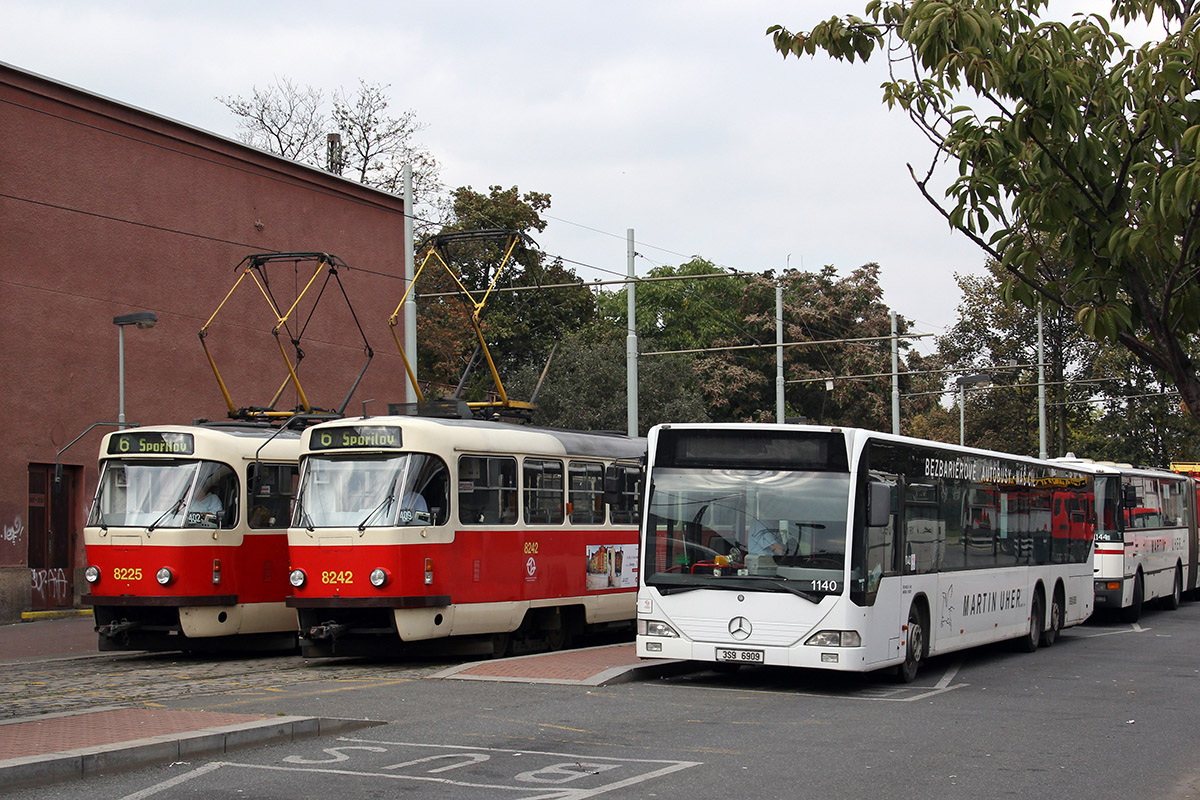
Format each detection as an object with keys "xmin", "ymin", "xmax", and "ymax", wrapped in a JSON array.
[
  {"xmin": 776, "ymin": 281, "xmax": 785, "ymax": 423},
  {"xmin": 891, "ymin": 310, "xmax": 900, "ymax": 435},
  {"xmin": 403, "ymin": 164, "xmax": 418, "ymax": 406},
  {"xmin": 1038, "ymin": 300, "xmax": 1047, "ymax": 458},
  {"xmin": 626, "ymin": 229, "xmax": 638, "ymax": 438}
]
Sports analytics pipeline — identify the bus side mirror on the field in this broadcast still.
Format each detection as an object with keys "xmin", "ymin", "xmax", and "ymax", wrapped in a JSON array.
[{"xmin": 868, "ymin": 481, "xmax": 891, "ymax": 528}]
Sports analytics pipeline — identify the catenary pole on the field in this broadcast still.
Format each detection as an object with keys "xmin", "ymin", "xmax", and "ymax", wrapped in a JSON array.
[
  {"xmin": 626, "ymin": 229, "xmax": 638, "ymax": 437},
  {"xmin": 776, "ymin": 281, "xmax": 785, "ymax": 423},
  {"xmin": 403, "ymin": 164, "xmax": 418, "ymax": 405},
  {"xmin": 1038, "ymin": 301, "xmax": 1047, "ymax": 458},
  {"xmin": 891, "ymin": 310, "xmax": 900, "ymax": 435}
]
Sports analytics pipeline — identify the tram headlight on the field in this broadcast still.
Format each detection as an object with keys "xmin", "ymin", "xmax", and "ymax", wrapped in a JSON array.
[
  {"xmin": 369, "ymin": 567, "xmax": 390, "ymax": 588},
  {"xmin": 289, "ymin": 569, "xmax": 307, "ymax": 588},
  {"xmin": 638, "ymin": 619, "xmax": 680, "ymax": 638},
  {"xmin": 84, "ymin": 566, "xmax": 101, "ymax": 584},
  {"xmin": 155, "ymin": 567, "xmax": 175, "ymax": 586},
  {"xmin": 804, "ymin": 630, "xmax": 862, "ymax": 647}
]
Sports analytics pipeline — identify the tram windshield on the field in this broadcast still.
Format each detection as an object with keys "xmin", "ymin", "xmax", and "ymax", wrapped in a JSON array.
[
  {"xmin": 295, "ymin": 453, "xmax": 449, "ymax": 529},
  {"xmin": 88, "ymin": 460, "xmax": 237, "ymax": 530},
  {"xmin": 644, "ymin": 468, "xmax": 850, "ymax": 597}
]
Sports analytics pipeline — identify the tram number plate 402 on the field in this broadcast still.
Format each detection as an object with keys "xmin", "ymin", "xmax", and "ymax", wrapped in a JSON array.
[{"xmin": 716, "ymin": 648, "xmax": 763, "ymax": 664}]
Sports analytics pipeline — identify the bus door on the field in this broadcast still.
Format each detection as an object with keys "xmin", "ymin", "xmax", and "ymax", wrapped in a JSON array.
[{"xmin": 28, "ymin": 463, "xmax": 77, "ymax": 611}]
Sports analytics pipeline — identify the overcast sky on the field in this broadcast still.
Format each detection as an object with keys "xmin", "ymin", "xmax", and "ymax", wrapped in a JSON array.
[{"xmin": 3, "ymin": 1, "xmax": 1115, "ymax": 347}]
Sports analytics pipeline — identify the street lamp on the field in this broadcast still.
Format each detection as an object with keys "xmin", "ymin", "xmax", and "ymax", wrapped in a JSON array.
[
  {"xmin": 956, "ymin": 373, "xmax": 992, "ymax": 446},
  {"xmin": 113, "ymin": 311, "xmax": 157, "ymax": 428}
]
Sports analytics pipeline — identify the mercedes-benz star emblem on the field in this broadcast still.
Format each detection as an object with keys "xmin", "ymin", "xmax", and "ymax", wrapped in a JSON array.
[{"xmin": 728, "ymin": 616, "xmax": 752, "ymax": 640}]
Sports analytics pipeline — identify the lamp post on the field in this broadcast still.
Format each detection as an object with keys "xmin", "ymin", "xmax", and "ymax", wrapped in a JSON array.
[
  {"xmin": 956, "ymin": 373, "xmax": 992, "ymax": 446},
  {"xmin": 113, "ymin": 311, "xmax": 157, "ymax": 428}
]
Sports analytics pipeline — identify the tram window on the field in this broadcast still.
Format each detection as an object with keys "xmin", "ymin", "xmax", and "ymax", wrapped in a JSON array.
[
  {"xmin": 400, "ymin": 454, "xmax": 450, "ymax": 526},
  {"xmin": 246, "ymin": 463, "xmax": 300, "ymax": 529},
  {"xmin": 569, "ymin": 461, "xmax": 605, "ymax": 524},
  {"xmin": 608, "ymin": 465, "xmax": 643, "ymax": 525},
  {"xmin": 524, "ymin": 459, "xmax": 564, "ymax": 525},
  {"xmin": 459, "ymin": 456, "xmax": 518, "ymax": 525},
  {"xmin": 189, "ymin": 463, "xmax": 237, "ymax": 529}
]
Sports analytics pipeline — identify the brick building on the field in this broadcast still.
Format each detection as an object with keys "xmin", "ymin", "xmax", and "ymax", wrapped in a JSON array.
[{"xmin": 0, "ymin": 62, "xmax": 415, "ymax": 622}]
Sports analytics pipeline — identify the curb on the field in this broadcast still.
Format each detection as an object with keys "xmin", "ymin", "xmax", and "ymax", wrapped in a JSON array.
[
  {"xmin": 19, "ymin": 609, "xmax": 93, "ymax": 621},
  {"xmin": 431, "ymin": 646, "xmax": 696, "ymax": 686},
  {"xmin": 0, "ymin": 714, "xmax": 382, "ymax": 791}
]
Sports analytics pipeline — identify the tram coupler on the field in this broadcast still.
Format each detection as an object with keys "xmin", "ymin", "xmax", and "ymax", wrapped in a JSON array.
[
  {"xmin": 96, "ymin": 619, "xmax": 142, "ymax": 638},
  {"xmin": 306, "ymin": 621, "xmax": 349, "ymax": 641}
]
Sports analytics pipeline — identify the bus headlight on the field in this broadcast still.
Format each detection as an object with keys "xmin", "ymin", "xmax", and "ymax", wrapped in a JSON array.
[
  {"xmin": 804, "ymin": 630, "xmax": 862, "ymax": 647},
  {"xmin": 369, "ymin": 568, "xmax": 389, "ymax": 588},
  {"xmin": 84, "ymin": 566, "xmax": 101, "ymax": 584},
  {"xmin": 289, "ymin": 569, "xmax": 307, "ymax": 588},
  {"xmin": 155, "ymin": 567, "xmax": 175, "ymax": 586},
  {"xmin": 638, "ymin": 619, "xmax": 680, "ymax": 638}
]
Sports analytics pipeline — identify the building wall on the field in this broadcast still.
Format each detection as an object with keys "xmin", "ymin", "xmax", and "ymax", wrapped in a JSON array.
[{"xmin": 0, "ymin": 63, "xmax": 414, "ymax": 621}]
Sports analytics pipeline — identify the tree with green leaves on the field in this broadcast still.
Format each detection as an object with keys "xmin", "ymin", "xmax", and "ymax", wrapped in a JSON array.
[
  {"xmin": 769, "ymin": 0, "xmax": 1200, "ymax": 416},
  {"xmin": 509, "ymin": 324, "xmax": 710, "ymax": 434},
  {"xmin": 599, "ymin": 260, "xmax": 925, "ymax": 428},
  {"xmin": 415, "ymin": 185, "xmax": 597, "ymax": 407}
]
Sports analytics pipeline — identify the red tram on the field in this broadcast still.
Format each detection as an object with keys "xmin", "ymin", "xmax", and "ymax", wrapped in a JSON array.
[
  {"xmin": 82, "ymin": 424, "xmax": 301, "ymax": 651},
  {"xmin": 285, "ymin": 412, "xmax": 645, "ymax": 657}
]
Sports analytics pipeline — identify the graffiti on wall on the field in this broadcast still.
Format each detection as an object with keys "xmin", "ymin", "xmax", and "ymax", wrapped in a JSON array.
[
  {"xmin": 31, "ymin": 567, "xmax": 70, "ymax": 604},
  {"xmin": 3, "ymin": 514, "xmax": 23, "ymax": 545}
]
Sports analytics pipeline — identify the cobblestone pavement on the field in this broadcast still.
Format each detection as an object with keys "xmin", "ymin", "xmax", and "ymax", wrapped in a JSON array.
[{"xmin": 0, "ymin": 653, "xmax": 454, "ymax": 720}]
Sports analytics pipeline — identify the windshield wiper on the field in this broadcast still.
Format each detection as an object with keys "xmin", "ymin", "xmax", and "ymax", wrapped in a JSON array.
[
  {"xmin": 357, "ymin": 494, "xmax": 394, "ymax": 533},
  {"xmin": 294, "ymin": 497, "xmax": 315, "ymax": 534},
  {"xmin": 147, "ymin": 484, "xmax": 192, "ymax": 533}
]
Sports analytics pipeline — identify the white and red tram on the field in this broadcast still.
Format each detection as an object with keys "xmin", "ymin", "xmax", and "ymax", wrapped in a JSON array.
[
  {"xmin": 285, "ymin": 412, "xmax": 645, "ymax": 657},
  {"xmin": 82, "ymin": 423, "xmax": 302, "ymax": 651}
]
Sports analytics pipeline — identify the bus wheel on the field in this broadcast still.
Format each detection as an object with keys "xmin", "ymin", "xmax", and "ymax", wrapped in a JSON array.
[
  {"xmin": 1018, "ymin": 594, "xmax": 1042, "ymax": 653},
  {"xmin": 1120, "ymin": 573, "xmax": 1144, "ymax": 624},
  {"xmin": 1040, "ymin": 593, "xmax": 1063, "ymax": 648},
  {"xmin": 896, "ymin": 605, "xmax": 924, "ymax": 684},
  {"xmin": 1163, "ymin": 567, "xmax": 1182, "ymax": 611}
]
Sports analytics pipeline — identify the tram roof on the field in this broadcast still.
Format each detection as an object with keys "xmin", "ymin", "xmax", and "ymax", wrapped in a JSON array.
[{"xmin": 303, "ymin": 415, "xmax": 646, "ymax": 460}]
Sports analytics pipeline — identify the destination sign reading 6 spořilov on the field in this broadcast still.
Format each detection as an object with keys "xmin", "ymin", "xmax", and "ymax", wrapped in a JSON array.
[
  {"xmin": 107, "ymin": 431, "xmax": 195, "ymax": 455},
  {"xmin": 310, "ymin": 425, "xmax": 403, "ymax": 450}
]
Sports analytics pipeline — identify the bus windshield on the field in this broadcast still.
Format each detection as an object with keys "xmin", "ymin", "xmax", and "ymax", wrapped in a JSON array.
[
  {"xmin": 644, "ymin": 468, "xmax": 850, "ymax": 595},
  {"xmin": 295, "ymin": 453, "xmax": 448, "ymax": 529},
  {"xmin": 88, "ymin": 460, "xmax": 235, "ymax": 529}
]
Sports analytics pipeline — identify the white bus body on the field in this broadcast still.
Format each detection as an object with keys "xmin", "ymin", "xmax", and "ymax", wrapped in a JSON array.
[
  {"xmin": 636, "ymin": 424, "xmax": 1095, "ymax": 681},
  {"xmin": 1056, "ymin": 458, "xmax": 1194, "ymax": 621}
]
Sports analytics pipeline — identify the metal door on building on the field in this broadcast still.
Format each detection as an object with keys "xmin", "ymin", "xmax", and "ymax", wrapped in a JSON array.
[{"xmin": 28, "ymin": 464, "xmax": 76, "ymax": 610}]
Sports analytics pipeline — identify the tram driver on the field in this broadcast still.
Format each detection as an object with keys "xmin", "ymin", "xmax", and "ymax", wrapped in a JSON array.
[{"xmin": 188, "ymin": 464, "xmax": 234, "ymax": 528}]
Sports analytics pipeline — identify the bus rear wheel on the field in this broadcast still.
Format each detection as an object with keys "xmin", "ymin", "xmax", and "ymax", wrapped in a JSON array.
[{"xmin": 1040, "ymin": 592, "xmax": 1063, "ymax": 648}]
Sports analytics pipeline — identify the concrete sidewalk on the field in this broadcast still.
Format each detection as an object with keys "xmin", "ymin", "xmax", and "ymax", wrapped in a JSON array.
[
  {"xmin": 433, "ymin": 642, "xmax": 687, "ymax": 685},
  {"xmin": 0, "ymin": 614, "xmax": 684, "ymax": 791},
  {"xmin": 0, "ymin": 706, "xmax": 379, "ymax": 791}
]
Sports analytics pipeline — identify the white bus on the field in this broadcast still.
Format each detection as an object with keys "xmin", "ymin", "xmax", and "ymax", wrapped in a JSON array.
[
  {"xmin": 635, "ymin": 424, "xmax": 1096, "ymax": 681},
  {"xmin": 1056, "ymin": 457, "xmax": 1194, "ymax": 621}
]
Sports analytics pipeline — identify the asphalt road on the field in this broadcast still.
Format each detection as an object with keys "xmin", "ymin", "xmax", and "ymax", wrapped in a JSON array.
[{"xmin": 5, "ymin": 604, "xmax": 1200, "ymax": 799}]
